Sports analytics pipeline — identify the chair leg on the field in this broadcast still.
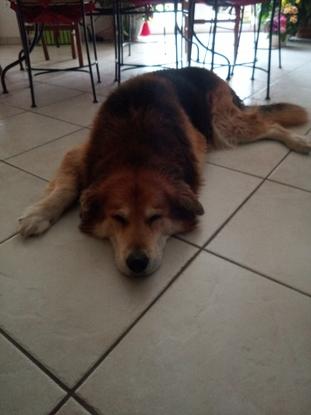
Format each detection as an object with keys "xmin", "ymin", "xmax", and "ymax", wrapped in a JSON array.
[
  {"xmin": 41, "ymin": 33, "xmax": 50, "ymax": 61},
  {"xmin": 18, "ymin": 49, "xmax": 25, "ymax": 70},
  {"xmin": 231, "ymin": 5, "xmax": 243, "ymax": 77},
  {"xmin": 174, "ymin": 0, "xmax": 179, "ymax": 68},
  {"xmin": 70, "ymin": 24, "xmax": 77, "ymax": 60},
  {"xmin": 74, "ymin": 22, "xmax": 84, "ymax": 67},
  {"xmin": 211, "ymin": 0, "xmax": 219, "ymax": 73},
  {"xmin": 266, "ymin": 0, "xmax": 278, "ymax": 100},
  {"xmin": 187, "ymin": 0, "xmax": 195, "ymax": 66},
  {"xmin": 89, "ymin": 11, "xmax": 101, "ymax": 83},
  {"xmin": 277, "ymin": 0, "xmax": 282, "ymax": 69},
  {"xmin": 18, "ymin": 14, "xmax": 36, "ymax": 107},
  {"xmin": 251, "ymin": 3, "xmax": 263, "ymax": 81},
  {"xmin": 81, "ymin": 13, "xmax": 97, "ymax": 102},
  {"xmin": 112, "ymin": 8, "xmax": 119, "ymax": 83},
  {"xmin": 114, "ymin": 0, "xmax": 122, "ymax": 84}
]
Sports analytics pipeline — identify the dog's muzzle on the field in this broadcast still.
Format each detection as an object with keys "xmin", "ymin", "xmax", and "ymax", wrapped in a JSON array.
[{"xmin": 126, "ymin": 250, "xmax": 149, "ymax": 275}]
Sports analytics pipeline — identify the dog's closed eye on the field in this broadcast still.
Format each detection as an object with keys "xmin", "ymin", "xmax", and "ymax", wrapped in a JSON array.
[
  {"xmin": 112, "ymin": 214, "xmax": 128, "ymax": 226},
  {"xmin": 147, "ymin": 214, "xmax": 163, "ymax": 225}
]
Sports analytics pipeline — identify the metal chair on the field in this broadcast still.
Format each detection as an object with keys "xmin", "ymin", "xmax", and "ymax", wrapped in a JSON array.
[
  {"xmin": 3, "ymin": 0, "xmax": 100, "ymax": 107},
  {"xmin": 186, "ymin": 0, "xmax": 281, "ymax": 99},
  {"xmin": 113, "ymin": 0, "xmax": 181, "ymax": 83}
]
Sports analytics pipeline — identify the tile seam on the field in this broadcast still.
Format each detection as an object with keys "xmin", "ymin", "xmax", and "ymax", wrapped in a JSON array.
[
  {"xmin": 4, "ymin": 126, "xmax": 85, "ymax": 161},
  {"xmin": 2, "ymin": 159, "xmax": 49, "ymax": 182},
  {"xmin": 205, "ymin": 249, "xmax": 311, "ymax": 299},
  {"xmin": 0, "ymin": 326, "xmax": 70, "ymax": 393},
  {"xmin": 70, "ymin": 247, "xmax": 203, "ymax": 393}
]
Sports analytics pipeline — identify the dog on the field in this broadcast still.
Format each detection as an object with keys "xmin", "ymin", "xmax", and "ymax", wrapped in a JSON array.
[{"xmin": 17, "ymin": 67, "xmax": 310, "ymax": 276}]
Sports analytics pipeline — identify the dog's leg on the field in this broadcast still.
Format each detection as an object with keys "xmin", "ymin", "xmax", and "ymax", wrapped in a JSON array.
[
  {"xmin": 18, "ymin": 144, "xmax": 86, "ymax": 237},
  {"xmin": 210, "ymin": 83, "xmax": 310, "ymax": 153},
  {"xmin": 253, "ymin": 124, "xmax": 311, "ymax": 153},
  {"xmin": 212, "ymin": 105, "xmax": 311, "ymax": 154}
]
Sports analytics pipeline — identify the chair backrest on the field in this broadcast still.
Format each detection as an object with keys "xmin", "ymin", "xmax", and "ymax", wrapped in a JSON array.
[
  {"xmin": 10, "ymin": 0, "xmax": 95, "ymax": 24},
  {"xmin": 14, "ymin": 0, "xmax": 83, "ymax": 5}
]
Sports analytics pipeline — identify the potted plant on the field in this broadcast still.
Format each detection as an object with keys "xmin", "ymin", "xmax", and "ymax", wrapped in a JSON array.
[{"xmin": 261, "ymin": 0, "xmax": 311, "ymax": 42}]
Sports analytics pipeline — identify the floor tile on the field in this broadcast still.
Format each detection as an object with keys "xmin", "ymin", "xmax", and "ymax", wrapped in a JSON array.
[
  {"xmin": 36, "ymin": 93, "xmax": 105, "ymax": 127},
  {"xmin": 0, "ymin": 111, "xmax": 79, "ymax": 159},
  {"xmin": 208, "ymin": 180, "xmax": 311, "ymax": 293},
  {"xmin": 0, "ymin": 334, "xmax": 64, "ymax": 415},
  {"xmin": 0, "ymin": 74, "xmax": 30, "ymax": 95},
  {"xmin": 0, "ymin": 102, "xmax": 24, "ymax": 121},
  {"xmin": 0, "ymin": 209, "xmax": 198, "ymax": 386},
  {"xmin": 9, "ymin": 128, "xmax": 88, "ymax": 180},
  {"xmin": 268, "ymin": 133, "xmax": 311, "ymax": 192},
  {"xmin": 276, "ymin": 58, "xmax": 311, "ymax": 90},
  {"xmin": 0, "ymin": 162, "xmax": 46, "ymax": 242},
  {"xmin": 180, "ymin": 164, "xmax": 261, "ymax": 246},
  {"xmin": 56, "ymin": 399, "xmax": 90, "ymax": 415},
  {"xmin": 42, "ymin": 68, "xmax": 116, "ymax": 95},
  {"xmin": 207, "ymin": 141, "xmax": 288, "ymax": 178},
  {"xmin": 78, "ymin": 251, "xmax": 311, "ymax": 415},
  {"xmin": 1, "ymin": 82, "xmax": 84, "ymax": 110},
  {"xmin": 227, "ymin": 68, "xmax": 266, "ymax": 100}
]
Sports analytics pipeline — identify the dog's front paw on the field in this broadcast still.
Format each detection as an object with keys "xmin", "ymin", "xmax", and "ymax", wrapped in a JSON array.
[
  {"xmin": 290, "ymin": 135, "xmax": 311, "ymax": 154},
  {"xmin": 17, "ymin": 211, "xmax": 51, "ymax": 238}
]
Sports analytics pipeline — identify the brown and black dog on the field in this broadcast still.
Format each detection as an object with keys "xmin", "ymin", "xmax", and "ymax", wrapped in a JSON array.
[{"xmin": 18, "ymin": 67, "xmax": 310, "ymax": 276}]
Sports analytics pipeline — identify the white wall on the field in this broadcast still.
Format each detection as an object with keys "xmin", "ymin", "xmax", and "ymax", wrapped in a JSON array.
[{"xmin": 0, "ymin": 0, "xmax": 20, "ymax": 44}]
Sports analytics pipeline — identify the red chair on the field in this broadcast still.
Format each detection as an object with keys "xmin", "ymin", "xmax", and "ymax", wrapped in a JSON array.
[{"xmin": 4, "ymin": 0, "xmax": 100, "ymax": 107}]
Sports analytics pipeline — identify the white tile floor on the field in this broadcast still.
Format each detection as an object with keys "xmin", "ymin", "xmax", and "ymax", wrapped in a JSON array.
[{"xmin": 0, "ymin": 34, "xmax": 311, "ymax": 415}]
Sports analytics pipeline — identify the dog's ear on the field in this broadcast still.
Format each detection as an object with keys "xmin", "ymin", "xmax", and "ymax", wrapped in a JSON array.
[
  {"xmin": 79, "ymin": 187, "xmax": 104, "ymax": 232},
  {"xmin": 169, "ymin": 182, "xmax": 204, "ymax": 218}
]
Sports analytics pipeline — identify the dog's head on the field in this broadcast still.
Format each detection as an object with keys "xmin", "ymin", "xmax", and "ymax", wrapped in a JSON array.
[{"xmin": 79, "ymin": 169, "xmax": 204, "ymax": 276}]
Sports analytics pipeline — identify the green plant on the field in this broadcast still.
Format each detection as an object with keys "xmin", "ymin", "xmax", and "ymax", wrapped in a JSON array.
[{"xmin": 260, "ymin": 0, "xmax": 311, "ymax": 36}]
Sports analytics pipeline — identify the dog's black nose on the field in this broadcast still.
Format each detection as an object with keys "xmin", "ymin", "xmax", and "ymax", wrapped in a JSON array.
[{"xmin": 126, "ymin": 251, "xmax": 149, "ymax": 274}]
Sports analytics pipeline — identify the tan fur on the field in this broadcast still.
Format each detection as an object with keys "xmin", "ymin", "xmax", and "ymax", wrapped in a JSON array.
[
  {"xmin": 250, "ymin": 103, "xmax": 309, "ymax": 127},
  {"xmin": 17, "ymin": 68, "xmax": 310, "ymax": 276},
  {"xmin": 18, "ymin": 144, "xmax": 87, "ymax": 237}
]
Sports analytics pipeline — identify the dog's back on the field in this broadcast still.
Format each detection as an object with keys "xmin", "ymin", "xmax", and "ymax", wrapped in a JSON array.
[{"xmin": 85, "ymin": 69, "xmax": 214, "ymax": 190}]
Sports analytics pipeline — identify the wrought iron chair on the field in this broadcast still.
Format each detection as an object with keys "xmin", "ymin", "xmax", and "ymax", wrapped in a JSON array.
[
  {"xmin": 112, "ymin": 0, "xmax": 181, "ymax": 83},
  {"xmin": 3, "ymin": 0, "xmax": 100, "ymax": 107},
  {"xmin": 185, "ymin": 0, "xmax": 281, "ymax": 99}
]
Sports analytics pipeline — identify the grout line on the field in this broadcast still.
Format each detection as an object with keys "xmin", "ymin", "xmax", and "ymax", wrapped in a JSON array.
[
  {"xmin": 202, "ymin": 150, "xmax": 290, "ymax": 249},
  {"xmin": 71, "ymin": 394, "xmax": 101, "ymax": 415},
  {"xmin": 203, "ymin": 178, "xmax": 266, "ymax": 248},
  {"xmin": 29, "ymin": 109, "xmax": 95, "ymax": 129},
  {"xmin": 206, "ymin": 160, "xmax": 264, "ymax": 179},
  {"xmin": 2, "ymin": 159, "xmax": 49, "ymax": 182},
  {"xmin": 205, "ymin": 249, "xmax": 311, "ymax": 299},
  {"xmin": 1, "ymin": 88, "xmax": 83, "ymax": 114},
  {"xmin": 1, "ymin": 242, "xmax": 203, "ymax": 415},
  {"xmin": 266, "ymin": 177, "xmax": 311, "ymax": 194},
  {"xmin": 0, "ymin": 326, "xmax": 70, "ymax": 394},
  {"xmin": 4, "ymin": 127, "xmax": 86, "ymax": 161},
  {"xmin": 0, "ymin": 232, "xmax": 18, "ymax": 246},
  {"xmin": 70, "ymin": 247, "xmax": 203, "ymax": 393},
  {"xmin": 48, "ymin": 396, "xmax": 71, "ymax": 415},
  {"xmin": 48, "ymin": 394, "xmax": 100, "ymax": 415},
  {"xmin": 173, "ymin": 234, "xmax": 202, "ymax": 249},
  {"xmin": 202, "ymin": 150, "xmax": 291, "ymax": 249}
]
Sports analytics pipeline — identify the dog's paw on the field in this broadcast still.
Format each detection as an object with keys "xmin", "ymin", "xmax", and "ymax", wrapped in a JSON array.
[
  {"xmin": 17, "ymin": 211, "xmax": 51, "ymax": 238},
  {"xmin": 290, "ymin": 135, "xmax": 311, "ymax": 154}
]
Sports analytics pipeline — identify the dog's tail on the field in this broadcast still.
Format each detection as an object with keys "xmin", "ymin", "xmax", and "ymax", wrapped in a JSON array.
[{"xmin": 248, "ymin": 103, "xmax": 308, "ymax": 127}]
